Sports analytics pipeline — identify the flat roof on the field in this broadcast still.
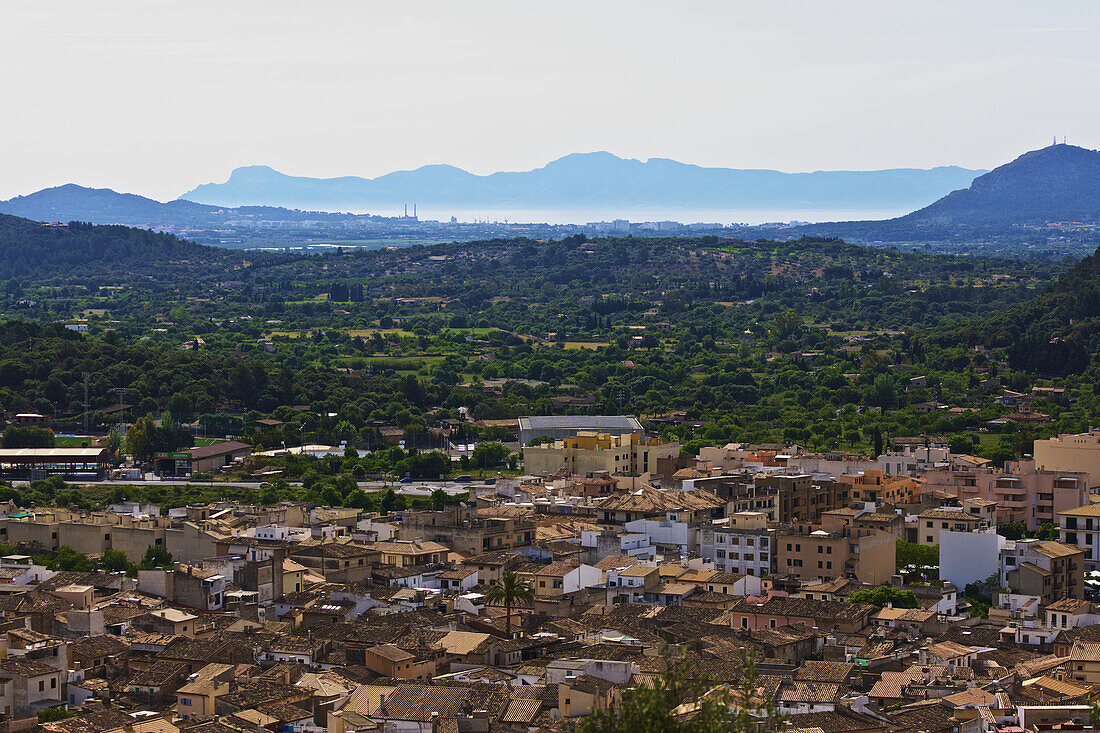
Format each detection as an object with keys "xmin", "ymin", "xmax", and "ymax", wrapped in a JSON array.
[
  {"xmin": 0, "ymin": 447, "xmax": 106, "ymax": 458},
  {"xmin": 519, "ymin": 415, "xmax": 641, "ymax": 430}
]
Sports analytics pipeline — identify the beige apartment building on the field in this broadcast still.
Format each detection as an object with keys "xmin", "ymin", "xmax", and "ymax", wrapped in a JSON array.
[
  {"xmin": 1059, "ymin": 503, "xmax": 1100, "ymax": 572},
  {"xmin": 921, "ymin": 459, "xmax": 1090, "ymax": 530},
  {"xmin": 775, "ymin": 513, "xmax": 895, "ymax": 585},
  {"xmin": 1035, "ymin": 430, "xmax": 1100, "ymax": 485},
  {"xmin": 523, "ymin": 431, "xmax": 678, "ymax": 477},
  {"xmin": 0, "ymin": 510, "xmax": 224, "ymax": 565},
  {"xmin": 916, "ymin": 508, "xmax": 988, "ymax": 546}
]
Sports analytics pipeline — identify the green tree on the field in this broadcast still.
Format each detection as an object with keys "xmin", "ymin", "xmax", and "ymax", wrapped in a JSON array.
[
  {"xmin": 140, "ymin": 544, "xmax": 173, "ymax": 570},
  {"xmin": 1035, "ymin": 522, "xmax": 1059, "ymax": 541},
  {"xmin": 895, "ymin": 540, "xmax": 939, "ymax": 574},
  {"xmin": 998, "ymin": 521, "xmax": 1028, "ymax": 540},
  {"xmin": 471, "ymin": 441, "xmax": 510, "ymax": 469},
  {"xmin": 771, "ymin": 309, "xmax": 803, "ymax": 339},
  {"xmin": 847, "ymin": 585, "xmax": 918, "ymax": 608},
  {"xmin": 126, "ymin": 416, "xmax": 155, "ymax": 461},
  {"xmin": 38, "ymin": 708, "xmax": 76, "ymax": 723},
  {"xmin": 99, "ymin": 548, "xmax": 134, "ymax": 574},
  {"xmin": 580, "ymin": 656, "xmax": 785, "ymax": 733},
  {"xmin": 379, "ymin": 487, "xmax": 398, "ymax": 514},
  {"xmin": 482, "ymin": 570, "xmax": 534, "ymax": 637},
  {"xmin": 868, "ymin": 374, "xmax": 896, "ymax": 410},
  {"xmin": 106, "ymin": 426, "xmax": 122, "ymax": 458},
  {"xmin": 429, "ymin": 488, "xmax": 448, "ymax": 511},
  {"xmin": 50, "ymin": 545, "xmax": 93, "ymax": 572},
  {"xmin": 1, "ymin": 426, "xmax": 55, "ymax": 448}
]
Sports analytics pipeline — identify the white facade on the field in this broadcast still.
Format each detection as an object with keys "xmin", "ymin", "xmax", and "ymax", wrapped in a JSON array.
[
  {"xmin": 562, "ymin": 564, "xmax": 604, "ymax": 594},
  {"xmin": 623, "ymin": 518, "xmax": 696, "ymax": 554},
  {"xmin": 939, "ymin": 529, "xmax": 1007, "ymax": 589}
]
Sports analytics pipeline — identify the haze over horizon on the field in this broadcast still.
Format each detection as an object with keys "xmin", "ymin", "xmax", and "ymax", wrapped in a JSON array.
[{"xmin": 3, "ymin": 0, "xmax": 1099, "ymax": 201}]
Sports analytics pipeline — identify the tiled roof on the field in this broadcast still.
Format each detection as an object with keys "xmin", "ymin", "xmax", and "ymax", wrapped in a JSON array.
[
  {"xmin": 795, "ymin": 661, "xmax": 854, "ymax": 684},
  {"xmin": 535, "ymin": 561, "xmax": 579, "ymax": 577},
  {"xmin": 918, "ymin": 509, "xmax": 979, "ymax": 521},
  {"xmin": 72, "ymin": 634, "xmax": 131, "ymax": 659},
  {"xmin": 0, "ymin": 656, "xmax": 59, "ymax": 677},
  {"xmin": 39, "ymin": 709, "xmax": 136, "ymax": 733},
  {"xmin": 1034, "ymin": 541, "xmax": 1082, "ymax": 558},
  {"xmin": 500, "ymin": 697, "xmax": 542, "ymax": 724},
  {"xmin": 1069, "ymin": 641, "xmax": 1100, "ymax": 662},
  {"xmin": 926, "ymin": 641, "xmax": 976, "ymax": 659},
  {"xmin": 778, "ymin": 681, "xmax": 840, "ymax": 703}
]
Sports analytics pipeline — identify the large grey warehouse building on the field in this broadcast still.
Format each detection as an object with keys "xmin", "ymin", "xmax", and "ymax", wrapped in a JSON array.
[{"xmin": 518, "ymin": 415, "xmax": 644, "ymax": 445}]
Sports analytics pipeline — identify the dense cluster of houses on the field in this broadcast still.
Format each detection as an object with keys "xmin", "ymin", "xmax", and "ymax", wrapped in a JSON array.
[{"xmin": 4, "ymin": 427, "xmax": 1100, "ymax": 731}]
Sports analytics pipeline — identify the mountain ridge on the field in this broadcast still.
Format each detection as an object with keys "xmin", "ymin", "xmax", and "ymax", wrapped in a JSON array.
[{"xmin": 180, "ymin": 152, "xmax": 985, "ymax": 211}]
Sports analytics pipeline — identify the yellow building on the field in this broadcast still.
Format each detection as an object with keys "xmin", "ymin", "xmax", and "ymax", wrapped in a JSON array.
[
  {"xmin": 1068, "ymin": 641, "xmax": 1100, "ymax": 687},
  {"xmin": 283, "ymin": 558, "xmax": 307, "ymax": 595},
  {"xmin": 175, "ymin": 663, "xmax": 235, "ymax": 720},
  {"xmin": 839, "ymin": 469, "xmax": 920, "ymax": 504},
  {"xmin": 1035, "ymin": 430, "xmax": 1100, "ymax": 486},
  {"xmin": 522, "ymin": 431, "xmax": 678, "ymax": 476}
]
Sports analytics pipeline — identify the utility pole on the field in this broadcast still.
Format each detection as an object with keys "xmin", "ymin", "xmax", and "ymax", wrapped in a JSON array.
[
  {"xmin": 82, "ymin": 372, "xmax": 89, "ymax": 435},
  {"xmin": 115, "ymin": 387, "xmax": 126, "ymax": 432}
]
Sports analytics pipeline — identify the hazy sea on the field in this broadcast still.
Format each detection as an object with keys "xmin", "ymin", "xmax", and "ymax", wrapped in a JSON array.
[{"xmin": 377, "ymin": 207, "xmax": 907, "ymax": 226}]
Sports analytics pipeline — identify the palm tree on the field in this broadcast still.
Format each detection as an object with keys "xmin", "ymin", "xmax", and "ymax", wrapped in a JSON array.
[{"xmin": 482, "ymin": 570, "xmax": 533, "ymax": 637}]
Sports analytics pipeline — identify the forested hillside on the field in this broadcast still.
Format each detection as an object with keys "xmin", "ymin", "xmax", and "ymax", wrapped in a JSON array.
[
  {"xmin": 0, "ymin": 224, "xmax": 1093, "ymax": 468},
  {"xmin": 928, "ymin": 244, "xmax": 1100, "ymax": 375},
  {"xmin": 0, "ymin": 214, "xmax": 236, "ymax": 279}
]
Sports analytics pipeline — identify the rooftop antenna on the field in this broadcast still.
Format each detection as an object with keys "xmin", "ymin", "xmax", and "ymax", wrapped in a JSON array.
[{"xmin": 83, "ymin": 372, "xmax": 89, "ymax": 434}]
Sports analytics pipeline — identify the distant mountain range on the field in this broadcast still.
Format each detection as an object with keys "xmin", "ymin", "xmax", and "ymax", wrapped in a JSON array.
[
  {"xmin": 796, "ymin": 143, "xmax": 1100, "ymax": 241},
  {"xmin": 4, "ymin": 145, "xmax": 1100, "ymax": 246},
  {"xmin": 0, "ymin": 184, "xmax": 373, "ymax": 229},
  {"xmin": 897, "ymin": 143, "xmax": 1100, "ymax": 226},
  {"xmin": 179, "ymin": 152, "xmax": 984, "ymax": 212}
]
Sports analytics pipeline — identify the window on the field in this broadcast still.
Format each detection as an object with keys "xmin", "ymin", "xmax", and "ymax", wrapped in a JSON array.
[
  {"xmin": 38, "ymin": 681, "xmax": 44, "ymax": 692},
  {"xmin": 51, "ymin": 678, "xmax": 56, "ymax": 689}
]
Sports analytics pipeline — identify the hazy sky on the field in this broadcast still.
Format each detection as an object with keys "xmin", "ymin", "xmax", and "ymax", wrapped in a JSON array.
[{"xmin": 2, "ymin": 1, "xmax": 1098, "ymax": 201}]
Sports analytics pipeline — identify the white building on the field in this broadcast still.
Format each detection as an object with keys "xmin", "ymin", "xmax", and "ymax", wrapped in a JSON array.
[
  {"xmin": 939, "ymin": 529, "xmax": 1007, "ymax": 590},
  {"xmin": 698, "ymin": 512, "xmax": 772, "ymax": 577},
  {"xmin": 1058, "ymin": 504, "xmax": 1100, "ymax": 571}
]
